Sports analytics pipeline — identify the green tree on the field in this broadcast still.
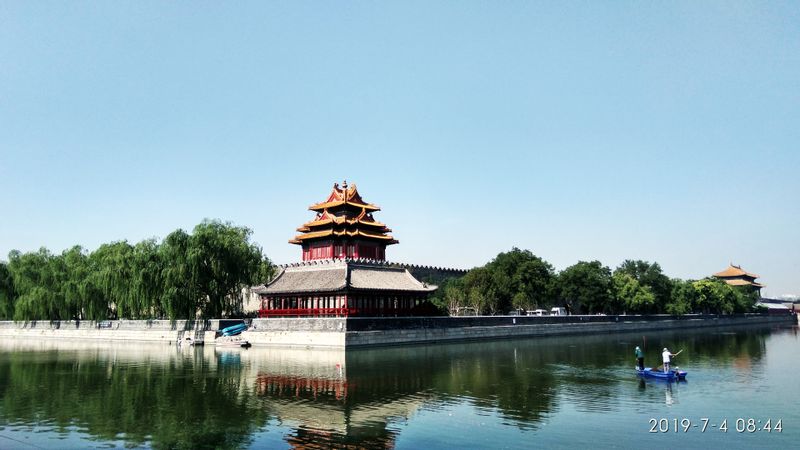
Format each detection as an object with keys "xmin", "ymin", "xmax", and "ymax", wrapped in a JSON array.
[
  {"xmin": 8, "ymin": 248, "xmax": 67, "ymax": 321},
  {"xmin": 60, "ymin": 245, "xmax": 94, "ymax": 320},
  {"xmin": 555, "ymin": 261, "xmax": 614, "ymax": 314},
  {"xmin": 462, "ymin": 267, "xmax": 494, "ymax": 314},
  {"xmin": 89, "ymin": 241, "xmax": 135, "ymax": 319},
  {"xmin": 0, "ymin": 261, "xmax": 15, "ymax": 319},
  {"xmin": 666, "ymin": 279, "xmax": 696, "ymax": 315},
  {"xmin": 130, "ymin": 239, "xmax": 163, "ymax": 318},
  {"xmin": 484, "ymin": 248, "xmax": 556, "ymax": 314},
  {"xmin": 612, "ymin": 272, "xmax": 655, "ymax": 314},
  {"xmin": 188, "ymin": 220, "xmax": 266, "ymax": 319},
  {"xmin": 159, "ymin": 229, "xmax": 198, "ymax": 320},
  {"xmin": 512, "ymin": 257, "xmax": 555, "ymax": 312},
  {"xmin": 690, "ymin": 278, "xmax": 753, "ymax": 314},
  {"xmin": 615, "ymin": 260, "xmax": 673, "ymax": 312}
]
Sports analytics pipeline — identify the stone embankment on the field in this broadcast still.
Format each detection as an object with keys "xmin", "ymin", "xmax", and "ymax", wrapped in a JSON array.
[
  {"xmin": 0, "ymin": 313, "xmax": 795, "ymax": 348},
  {"xmin": 244, "ymin": 313, "xmax": 795, "ymax": 347},
  {"xmin": 0, "ymin": 319, "xmax": 218, "ymax": 344}
]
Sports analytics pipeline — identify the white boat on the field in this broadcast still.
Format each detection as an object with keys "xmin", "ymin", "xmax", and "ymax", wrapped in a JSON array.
[{"xmin": 215, "ymin": 335, "xmax": 252, "ymax": 348}]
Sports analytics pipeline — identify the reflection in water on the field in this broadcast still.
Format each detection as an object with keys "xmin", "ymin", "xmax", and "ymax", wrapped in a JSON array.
[
  {"xmin": 0, "ymin": 341, "xmax": 272, "ymax": 450},
  {"xmin": 0, "ymin": 324, "xmax": 791, "ymax": 449}
]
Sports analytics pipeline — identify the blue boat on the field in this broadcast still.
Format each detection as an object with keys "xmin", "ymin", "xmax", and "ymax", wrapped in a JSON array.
[
  {"xmin": 637, "ymin": 367, "xmax": 687, "ymax": 381},
  {"xmin": 220, "ymin": 323, "xmax": 247, "ymax": 337}
]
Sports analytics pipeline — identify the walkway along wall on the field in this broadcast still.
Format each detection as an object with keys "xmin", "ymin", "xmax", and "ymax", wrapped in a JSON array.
[
  {"xmin": 244, "ymin": 313, "xmax": 796, "ymax": 347},
  {"xmin": 0, "ymin": 313, "xmax": 795, "ymax": 348},
  {"xmin": 0, "ymin": 319, "xmax": 217, "ymax": 344}
]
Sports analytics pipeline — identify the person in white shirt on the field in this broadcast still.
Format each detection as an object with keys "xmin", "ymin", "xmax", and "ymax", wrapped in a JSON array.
[{"xmin": 662, "ymin": 347, "xmax": 677, "ymax": 373}]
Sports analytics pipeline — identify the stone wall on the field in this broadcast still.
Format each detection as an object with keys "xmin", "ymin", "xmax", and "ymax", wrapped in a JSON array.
[
  {"xmin": 243, "ymin": 313, "xmax": 794, "ymax": 348},
  {"xmin": 244, "ymin": 318, "xmax": 347, "ymax": 347},
  {"xmin": 0, "ymin": 319, "xmax": 215, "ymax": 344},
  {"xmin": 344, "ymin": 314, "xmax": 794, "ymax": 347},
  {"xmin": 0, "ymin": 313, "xmax": 793, "ymax": 348}
]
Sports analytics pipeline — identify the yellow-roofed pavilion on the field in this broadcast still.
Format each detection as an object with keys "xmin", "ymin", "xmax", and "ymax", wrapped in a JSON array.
[
  {"xmin": 713, "ymin": 264, "xmax": 764, "ymax": 296},
  {"xmin": 290, "ymin": 181, "xmax": 397, "ymax": 261}
]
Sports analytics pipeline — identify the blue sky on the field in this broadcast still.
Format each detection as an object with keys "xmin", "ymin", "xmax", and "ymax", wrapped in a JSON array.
[{"xmin": 1, "ymin": 1, "xmax": 798, "ymax": 297}]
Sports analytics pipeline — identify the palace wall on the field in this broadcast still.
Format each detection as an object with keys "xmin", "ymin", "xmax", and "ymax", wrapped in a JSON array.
[
  {"xmin": 245, "ymin": 313, "xmax": 794, "ymax": 348},
  {"xmin": 0, "ymin": 319, "xmax": 217, "ymax": 344},
  {"xmin": 343, "ymin": 314, "xmax": 794, "ymax": 347},
  {"xmin": 395, "ymin": 263, "xmax": 468, "ymax": 285},
  {"xmin": 1, "ymin": 313, "xmax": 793, "ymax": 348}
]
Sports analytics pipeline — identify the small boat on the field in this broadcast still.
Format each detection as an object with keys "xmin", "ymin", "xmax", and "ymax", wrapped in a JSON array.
[
  {"xmin": 637, "ymin": 367, "xmax": 687, "ymax": 381},
  {"xmin": 176, "ymin": 336, "xmax": 203, "ymax": 346},
  {"xmin": 220, "ymin": 323, "xmax": 248, "ymax": 337},
  {"xmin": 215, "ymin": 335, "xmax": 252, "ymax": 348}
]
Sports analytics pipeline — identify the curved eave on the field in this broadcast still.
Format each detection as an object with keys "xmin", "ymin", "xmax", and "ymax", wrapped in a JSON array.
[
  {"xmin": 291, "ymin": 229, "xmax": 398, "ymax": 243},
  {"xmin": 724, "ymin": 279, "xmax": 765, "ymax": 288},
  {"xmin": 308, "ymin": 200, "xmax": 380, "ymax": 212},
  {"xmin": 301, "ymin": 218, "xmax": 389, "ymax": 229},
  {"xmin": 713, "ymin": 266, "xmax": 760, "ymax": 279}
]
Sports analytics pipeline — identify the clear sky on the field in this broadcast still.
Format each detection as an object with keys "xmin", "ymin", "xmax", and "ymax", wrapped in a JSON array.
[{"xmin": 1, "ymin": 1, "xmax": 798, "ymax": 297}]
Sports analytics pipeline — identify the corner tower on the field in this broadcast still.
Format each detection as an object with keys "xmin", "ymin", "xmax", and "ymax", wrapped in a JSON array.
[{"xmin": 290, "ymin": 181, "xmax": 398, "ymax": 261}]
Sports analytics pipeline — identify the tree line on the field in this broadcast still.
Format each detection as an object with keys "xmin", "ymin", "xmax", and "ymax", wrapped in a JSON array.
[
  {"xmin": 429, "ymin": 248, "xmax": 759, "ymax": 316},
  {"xmin": 0, "ymin": 220, "xmax": 273, "ymax": 322}
]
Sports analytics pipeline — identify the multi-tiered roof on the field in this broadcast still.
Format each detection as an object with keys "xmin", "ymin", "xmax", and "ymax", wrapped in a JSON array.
[
  {"xmin": 256, "ymin": 181, "xmax": 439, "ymax": 317},
  {"xmin": 713, "ymin": 264, "xmax": 765, "ymax": 290},
  {"xmin": 291, "ymin": 181, "xmax": 397, "ymax": 260}
]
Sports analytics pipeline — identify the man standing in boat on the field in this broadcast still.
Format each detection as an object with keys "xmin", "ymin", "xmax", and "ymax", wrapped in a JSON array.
[
  {"xmin": 662, "ymin": 348, "xmax": 678, "ymax": 373},
  {"xmin": 635, "ymin": 346, "xmax": 645, "ymax": 371}
]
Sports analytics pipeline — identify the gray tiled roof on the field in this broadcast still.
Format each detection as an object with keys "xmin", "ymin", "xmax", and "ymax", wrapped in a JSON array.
[
  {"xmin": 253, "ymin": 259, "xmax": 437, "ymax": 295},
  {"xmin": 350, "ymin": 263, "xmax": 436, "ymax": 292},
  {"xmin": 253, "ymin": 264, "xmax": 347, "ymax": 294}
]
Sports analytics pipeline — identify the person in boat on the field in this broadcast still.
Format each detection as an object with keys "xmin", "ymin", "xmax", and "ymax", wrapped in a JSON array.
[
  {"xmin": 635, "ymin": 346, "xmax": 644, "ymax": 371},
  {"xmin": 662, "ymin": 347, "xmax": 677, "ymax": 373}
]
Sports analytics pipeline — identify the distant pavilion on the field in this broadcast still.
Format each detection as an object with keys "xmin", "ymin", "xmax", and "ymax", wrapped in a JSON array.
[
  {"xmin": 255, "ymin": 182, "xmax": 438, "ymax": 317},
  {"xmin": 713, "ymin": 264, "xmax": 764, "ymax": 297}
]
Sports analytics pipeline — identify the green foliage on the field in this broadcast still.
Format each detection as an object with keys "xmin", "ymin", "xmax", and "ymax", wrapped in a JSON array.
[
  {"xmin": 0, "ymin": 261, "xmax": 14, "ymax": 319},
  {"xmin": 2, "ymin": 233, "xmax": 764, "ymax": 320},
  {"xmin": 159, "ymin": 230, "xmax": 198, "ymax": 320},
  {"xmin": 188, "ymin": 220, "xmax": 265, "ymax": 319},
  {"xmin": 664, "ymin": 278, "xmax": 757, "ymax": 315},
  {"xmin": 438, "ymin": 248, "xmax": 556, "ymax": 315},
  {"xmin": 555, "ymin": 261, "xmax": 614, "ymax": 314},
  {"xmin": 89, "ymin": 241, "xmax": 135, "ymax": 319},
  {"xmin": 666, "ymin": 279, "xmax": 695, "ymax": 315},
  {"xmin": 614, "ymin": 260, "xmax": 673, "ymax": 312},
  {"xmin": 0, "ymin": 349, "xmax": 270, "ymax": 449},
  {"xmin": 8, "ymin": 248, "xmax": 68, "ymax": 321},
  {"xmin": 612, "ymin": 272, "xmax": 656, "ymax": 314},
  {"xmin": 691, "ymin": 278, "xmax": 755, "ymax": 314},
  {"xmin": 3, "ymin": 220, "xmax": 273, "ymax": 321}
]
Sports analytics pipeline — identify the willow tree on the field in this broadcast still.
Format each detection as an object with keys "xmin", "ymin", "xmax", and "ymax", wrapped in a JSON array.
[
  {"xmin": 88, "ymin": 241, "xmax": 135, "ymax": 319},
  {"xmin": 159, "ymin": 229, "xmax": 197, "ymax": 320},
  {"xmin": 188, "ymin": 220, "xmax": 264, "ymax": 319},
  {"xmin": 60, "ymin": 245, "xmax": 99, "ymax": 320},
  {"xmin": 8, "ymin": 248, "xmax": 67, "ymax": 320},
  {"xmin": 0, "ymin": 261, "xmax": 15, "ymax": 319},
  {"xmin": 129, "ymin": 239, "xmax": 163, "ymax": 318}
]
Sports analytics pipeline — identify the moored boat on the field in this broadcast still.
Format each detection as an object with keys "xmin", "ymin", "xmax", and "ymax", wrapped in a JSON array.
[
  {"xmin": 220, "ymin": 323, "xmax": 248, "ymax": 337},
  {"xmin": 215, "ymin": 335, "xmax": 252, "ymax": 348},
  {"xmin": 637, "ymin": 367, "xmax": 687, "ymax": 381}
]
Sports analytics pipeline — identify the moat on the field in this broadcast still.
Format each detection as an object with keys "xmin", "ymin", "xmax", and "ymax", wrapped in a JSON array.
[{"xmin": 0, "ymin": 324, "xmax": 797, "ymax": 449}]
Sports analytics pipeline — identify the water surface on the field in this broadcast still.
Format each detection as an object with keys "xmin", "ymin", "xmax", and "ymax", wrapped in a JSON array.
[{"xmin": 0, "ymin": 324, "xmax": 797, "ymax": 449}]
